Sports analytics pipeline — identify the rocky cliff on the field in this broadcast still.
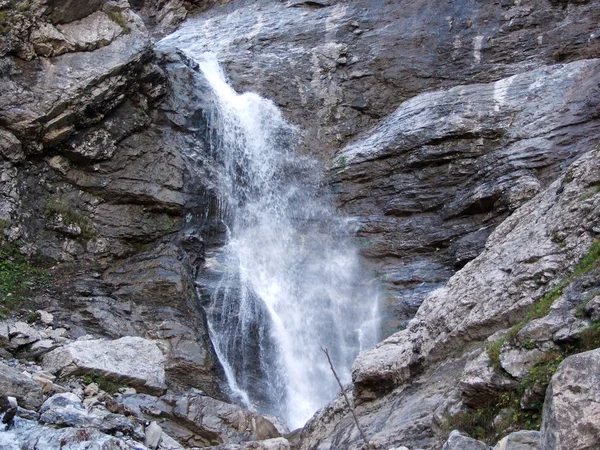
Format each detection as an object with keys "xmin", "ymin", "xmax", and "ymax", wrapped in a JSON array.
[{"xmin": 1, "ymin": 0, "xmax": 600, "ymax": 450}]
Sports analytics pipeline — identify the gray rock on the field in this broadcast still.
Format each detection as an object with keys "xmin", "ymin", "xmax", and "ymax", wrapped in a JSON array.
[
  {"xmin": 42, "ymin": 336, "xmax": 167, "ymax": 395},
  {"xmin": 119, "ymin": 391, "xmax": 281, "ymax": 447},
  {"xmin": 8, "ymin": 321, "xmax": 42, "ymax": 349},
  {"xmin": 45, "ymin": 0, "xmax": 104, "ymax": 25},
  {"xmin": 441, "ymin": 430, "xmax": 490, "ymax": 450},
  {"xmin": 584, "ymin": 295, "xmax": 600, "ymax": 322},
  {"xmin": 207, "ymin": 438, "xmax": 291, "ymax": 450},
  {"xmin": 493, "ymin": 430, "xmax": 540, "ymax": 450},
  {"xmin": 460, "ymin": 350, "xmax": 518, "ymax": 407},
  {"xmin": 352, "ymin": 150, "xmax": 600, "ymax": 399},
  {"xmin": 145, "ymin": 421, "xmax": 163, "ymax": 450},
  {"xmin": 541, "ymin": 349, "xmax": 600, "ymax": 450},
  {"xmin": 0, "ymin": 129, "xmax": 25, "ymax": 163},
  {"xmin": 0, "ymin": 360, "xmax": 44, "ymax": 409},
  {"xmin": 39, "ymin": 392, "xmax": 137, "ymax": 435},
  {"xmin": 499, "ymin": 348, "xmax": 544, "ymax": 380}
]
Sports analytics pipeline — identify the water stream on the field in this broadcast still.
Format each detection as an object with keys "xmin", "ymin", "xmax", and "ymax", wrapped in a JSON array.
[{"xmin": 160, "ymin": 46, "xmax": 380, "ymax": 428}]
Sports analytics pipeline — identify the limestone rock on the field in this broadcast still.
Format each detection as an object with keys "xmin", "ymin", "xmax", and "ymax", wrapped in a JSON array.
[
  {"xmin": 441, "ymin": 430, "xmax": 490, "ymax": 450},
  {"xmin": 541, "ymin": 349, "xmax": 600, "ymax": 450},
  {"xmin": 0, "ymin": 361, "xmax": 44, "ymax": 410},
  {"xmin": 39, "ymin": 392, "xmax": 136, "ymax": 434},
  {"xmin": 42, "ymin": 336, "xmax": 167, "ymax": 395},
  {"xmin": 493, "ymin": 430, "xmax": 540, "ymax": 450},
  {"xmin": 352, "ymin": 149, "xmax": 600, "ymax": 398},
  {"xmin": 499, "ymin": 348, "xmax": 545, "ymax": 380},
  {"xmin": 119, "ymin": 391, "xmax": 281, "ymax": 447},
  {"xmin": 207, "ymin": 437, "xmax": 291, "ymax": 450},
  {"xmin": 8, "ymin": 321, "xmax": 43, "ymax": 349},
  {"xmin": 145, "ymin": 421, "xmax": 163, "ymax": 450},
  {"xmin": 460, "ymin": 350, "xmax": 518, "ymax": 406}
]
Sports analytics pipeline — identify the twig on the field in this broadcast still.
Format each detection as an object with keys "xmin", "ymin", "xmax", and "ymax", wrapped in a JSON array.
[{"xmin": 321, "ymin": 346, "xmax": 373, "ymax": 450}]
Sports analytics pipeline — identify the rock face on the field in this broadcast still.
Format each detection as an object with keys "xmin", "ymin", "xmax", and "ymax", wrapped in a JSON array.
[
  {"xmin": 164, "ymin": 0, "xmax": 600, "ymax": 337},
  {"xmin": 42, "ymin": 336, "xmax": 166, "ymax": 395},
  {"xmin": 300, "ymin": 148, "xmax": 600, "ymax": 449},
  {"xmin": 541, "ymin": 349, "xmax": 600, "ymax": 450},
  {"xmin": 351, "ymin": 149, "xmax": 600, "ymax": 399}
]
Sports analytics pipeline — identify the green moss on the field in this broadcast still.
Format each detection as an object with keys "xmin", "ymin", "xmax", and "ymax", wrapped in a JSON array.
[
  {"xmin": 487, "ymin": 338, "xmax": 505, "ymax": 371},
  {"xmin": 488, "ymin": 239, "xmax": 600, "ymax": 360},
  {"xmin": 46, "ymin": 197, "xmax": 97, "ymax": 241},
  {"xmin": 81, "ymin": 373, "xmax": 123, "ymax": 395},
  {"xmin": 0, "ymin": 245, "xmax": 51, "ymax": 319},
  {"xmin": 107, "ymin": 10, "xmax": 131, "ymax": 34}
]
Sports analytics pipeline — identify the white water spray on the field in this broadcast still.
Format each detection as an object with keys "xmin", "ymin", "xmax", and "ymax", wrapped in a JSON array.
[{"xmin": 182, "ymin": 53, "xmax": 380, "ymax": 429}]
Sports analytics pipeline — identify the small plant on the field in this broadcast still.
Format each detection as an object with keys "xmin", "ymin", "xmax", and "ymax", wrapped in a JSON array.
[
  {"xmin": 0, "ymin": 245, "xmax": 50, "ymax": 319},
  {"xmin": 488, "ymin": 239, "xmax": 600, "ymax": 362},
  {"xmin": 45, "ymin": 197, "xmax": 97, "ymax": 241},
  {"xmin": 81, "ymin": 373, "xmax": 123, "ymax": 395},
  {"xmin": 107, "ymin": 10, "xmax": 131, "ymax": 34}
]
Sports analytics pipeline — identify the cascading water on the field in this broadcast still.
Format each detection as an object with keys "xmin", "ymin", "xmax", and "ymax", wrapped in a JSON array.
[{"xmin": 163, "ymin": 48, "xmax": 380, "ymax": 429}]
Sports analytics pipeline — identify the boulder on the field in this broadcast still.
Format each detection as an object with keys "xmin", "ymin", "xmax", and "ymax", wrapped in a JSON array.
[
  {"xmin": 493, "ymin": 430, "xmax": 540, "ymax": 450},
  {"xmin": 0, "ymin": 360, "xmax": 44, "ymax": 410},
  {"xmin": 42, "ymin": 336, "xmax": 167, "ymax": 395},
  {"xmin": 460, "ymin": 350, "xmax": 518, "ymax": 406},
  {"xmin": 119, "ymin": 391, "xmax": 281, "ymax": 448},
  {"xmin": 207, "ymin": 438, "xmax": 291, "ymax": 450},
  {"xmin": 541, "ymin": 349, "xmax": 600, "ymax": 450},
  {"xmin": 441, "ymin": 430, "xmax": 490, "ymax": 450},
  {"xmin": 8, "ymin": 321, "xmax": 42, "ymax": 350},
  {"xmin": 39, "ymin": 392, "xmax": 137, "ymax": 435}
]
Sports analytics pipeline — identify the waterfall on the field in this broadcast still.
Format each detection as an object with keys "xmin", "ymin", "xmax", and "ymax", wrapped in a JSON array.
[{"xmin": 168, "ymin": 51, "xmax": 380, "ymax": 429}]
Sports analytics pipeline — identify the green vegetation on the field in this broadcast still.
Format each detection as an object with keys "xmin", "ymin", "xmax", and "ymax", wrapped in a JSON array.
[
  {"xmin": 0, "ymin": 1, "xmax": 32, "ymax": 34},
  {"xmin": 452, "ymin": 240, "xmax": 600, "ymax": 442},
  {"xmin": 107, "ymin": 10, "xmax": 131, "ymax": 34},
  {"xmin": 0, "ymin": 220, "xmax": 51, "ymax": 319},
  {"xmin": 81, "ymin": 373, "xmax": 124, "ymax": 395},
  {"xmin": 45, "ymin": 197, "xmax": 97, "ymax": 241},
  {"xmin": 488, "ymin": 238, "xmax": 600, "ymax": 366}
]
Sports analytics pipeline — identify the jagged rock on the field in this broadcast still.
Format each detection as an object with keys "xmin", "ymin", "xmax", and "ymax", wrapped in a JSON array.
[
  {"xmin": 460, "ymin": 350, "xmax": 518, "ymax": 406},
  {"xmin": 584, "ymin": 295, "xmax": 600, "ymax": 322},
  {"xmin": 0, "ymin": 129, "xmax": 25, "ymax": 163},
  {"xmin": 45, "ymin": 0, "xmax": 104, "ymax": 25},
  {"xmin": 441, "ymin": 430, "xmax": 490, "ymax": 450},
  {"xmin": 118, "ymin": 391, "xmax": 281, "ymax": 448},
  {"xmin": 32, "ymin": 371, "xmax": 57, "ymax": 394},
  {"xmin": 41, "ymin": 336, "xmax": 167, "ymax": 395},
  {"xmin": 8, "ymin": 321, "xmax": 43, "ymax": 350},
  {"xmin": 39, "ymin": 392, "xmax": 137, "ymax": 435},
  {"xmin": 493, "ymin": 430, "xmax": 540, "ymax": 450},
  {"xmin": 0, "ymin": 360, "xmax": 44, "ymax": 409},
  {"xmin": 207, "ymin": 437, "xmax": 291, "ymax": 450},
  {"xmin": 145, "ymin": 421, "xmax": 163, "ymax": 449},
  {"xmin": 352, "ymin": 149, "xmax": 600, "ymax": 399},
  {"xmin": 541, "ymin": 349, "xmax": 600, "ymax": 450},
  {"xmin": 21, "ymin": 425, "xmax": 143, "ymax": 450},
  {"xmin": 499, "ymin": 348, "xmax": 545, "ymax": 380}
]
